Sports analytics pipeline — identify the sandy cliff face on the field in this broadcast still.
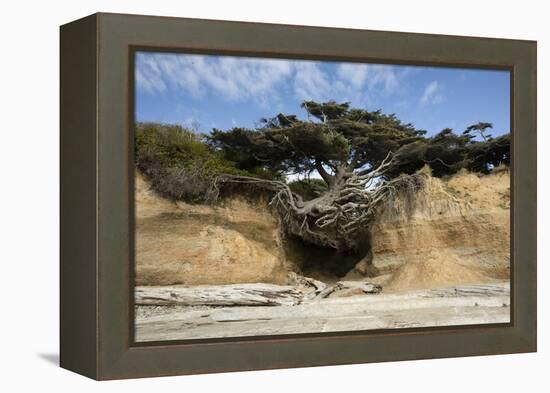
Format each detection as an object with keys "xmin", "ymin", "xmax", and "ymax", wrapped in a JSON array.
[
  {"xmin": 135, "ymin": 172, "xmax": 291, "ymax": 286},
  {"xmin": 372, "ymin": 169, "xmax": 510, "ymax": 291},
  {"xmin": 136, "ymin": 168, "xmax": 510, "ymax": 290}
]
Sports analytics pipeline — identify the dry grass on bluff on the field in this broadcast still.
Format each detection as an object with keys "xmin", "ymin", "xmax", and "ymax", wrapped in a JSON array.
[{"xmin": 135, "ymin": 168, "xmax": 510, "ymax": 291}]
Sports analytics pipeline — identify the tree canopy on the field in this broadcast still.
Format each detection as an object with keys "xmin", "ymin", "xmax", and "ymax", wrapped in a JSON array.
[{"xmin": 207, "ymin": 100, "xmax": 509, "ymax": 185}]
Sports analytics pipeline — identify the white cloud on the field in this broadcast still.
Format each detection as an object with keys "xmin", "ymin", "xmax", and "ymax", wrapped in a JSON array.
[
  {"xmin": 366, "ymin": 65, "xmax": 400, "ymax": 93},
  {"xmin": 136, "ymin": 53, "xmax": 409, "ymax": 108},
  {"xmin": 135, "ymin": 55, "xmax": 167, "ymax": 94},
  {"xmin": 420, "ymin": 81, "xmax": 445, "ymax": 105},
  {"xmin": 336, "ymin": 63, "xmax": 401, "ymax": 94},
  {"xmin": 135, "ymin": 52, "xmax": 293, "ymax": 103},
  {"xmin": 293, "ymin": 62, "xmax": 331, "ymax": 100},
  {"xmin": 336, "ymin": 63, "xmax": 369, "ymax": 89}
]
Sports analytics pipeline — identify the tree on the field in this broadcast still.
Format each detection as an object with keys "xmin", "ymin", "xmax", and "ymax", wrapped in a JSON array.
[
  {"xmin": 461, "ymin": 122, "xmax": 511, "ymax": 173},
  {"xmin": 207, "ymin": 101, "xmax": 428, "ymax": 275},
  {"xmin": 463, "ymin": 122, "xmax": 493, "ymax": 142},
  {"xmin": 466, "ymin": 133, "xmax": 510, "ymax": 173},
  {"xmin": 136, "ymin": 108, "xmax": 510, "ymax": 277}
]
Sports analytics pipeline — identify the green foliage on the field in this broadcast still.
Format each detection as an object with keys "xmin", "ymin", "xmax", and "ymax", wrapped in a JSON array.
[
  {"xmin": 301, "ymin": 100, "xmax": 350, "ymax": 120},
  {"xmin": 391, "ymin": 123, "xmax": 510, "ymax": 177},
  {"xmin": 135, "ymin": 123, "xmax": 255, "ymax": 202},
  {"xmin": 207, "ymin": 128, "xmax": 265, "ymax": 171},
  {"xmin": 208, "ymin": 101, "xmax": 427, "ymax": 178},
  {"xmin": 422, "ymin": 128, "xmax": 471, "ymax": 177},
  {"xmin": 463, "ymin": 121, "xmax": 494, "ymax": 141},
  {"xmin": 288, "ymin": 178, "xmax": 329, "ymax": 201},
  {"xmin": 209, "ymin": 122, "xmax": 350, "ymax": 175},
  {"xmin": 392, "ymin": 126, "xmax": 510, "ymax": 177},
  {"xmin": 208, "ymin": 102, "xmax": 510, "ymax": 183},
  {"xmin": 466, "ymin": 133, "xmax": 510, "ymax": 173},
  {"xmin": 136, "ymin": 123, "xmax": 209, "ymax": 167}
]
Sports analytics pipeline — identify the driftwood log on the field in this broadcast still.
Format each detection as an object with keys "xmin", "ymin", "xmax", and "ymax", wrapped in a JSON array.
[
  {"xmin": 135, "ymin": 283, "xmax": 304, "ymax": 307},
  {"xmin": 136, "ymin": 277, "xmax": 383, "ymax": 307},
  {"xmin": 135, "ymin": 281, "xmax": 510, "ymax": 342},
  {"xmin": 316, "ymin": 281, "xmax": 382, "ymax": 299}
]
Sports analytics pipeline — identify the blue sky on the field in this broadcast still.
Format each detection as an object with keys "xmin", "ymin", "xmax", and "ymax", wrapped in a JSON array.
[{"xmin": 135, "ymin": 51, "xmax": 510, "ymax": 138}]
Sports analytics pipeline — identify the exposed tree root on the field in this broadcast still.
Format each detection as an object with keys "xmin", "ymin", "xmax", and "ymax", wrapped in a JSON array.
[{"xmin": 213, "ymin": 154, "xmax": 426, "ymax": 254}]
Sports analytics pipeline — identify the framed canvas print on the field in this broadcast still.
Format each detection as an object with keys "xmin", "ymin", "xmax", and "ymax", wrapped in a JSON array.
[{"xmin": 60, "ymin": 13, "xmax": 537, "ymax": 380}]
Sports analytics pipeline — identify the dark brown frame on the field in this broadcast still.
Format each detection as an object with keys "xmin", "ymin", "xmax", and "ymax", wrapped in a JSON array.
[{"xmin": 60, "ymin": 12, "xmax": 537, "ymax": 380}]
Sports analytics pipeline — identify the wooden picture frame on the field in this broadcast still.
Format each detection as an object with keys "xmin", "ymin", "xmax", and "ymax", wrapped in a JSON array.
[{"xmin": 60, "ymin": 12, "xmax": 537, "ymax": 380}]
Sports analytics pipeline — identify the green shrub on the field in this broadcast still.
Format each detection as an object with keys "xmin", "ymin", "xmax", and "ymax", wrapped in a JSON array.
[{"xmin": 135, "ymin": 122, "xmax": 249, "ymax": 203}]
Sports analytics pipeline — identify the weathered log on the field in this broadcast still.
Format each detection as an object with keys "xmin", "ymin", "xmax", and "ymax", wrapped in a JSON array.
[
  {"xmin": 136, "ymin": 278, "xmax": 382, "ymax": 307},
  {"xmin": 288, "ymin": 273, "xmax": 327, "ymax": 292},
  {"xmin": 316, "ymin": 281, "xmax": 382, "ymax": 299},
  {"xmin": 135, "ymin": 281, "xmax": 510, "ymax": 342},
  {"xmin": 135, "ymin": 283, "xmax": 304, "ymax": 307},
  {"xmin": 425, "ymin": 283, "xmax": 510, "ymax": 297},
  {"xmin": 316, "ymin": 283, "xmax": 343, "ymax": 299},
  {"xmin": 337, "ymin": 281, "xmax": 383, "ymax": 294},
  {"xmin": 287, "ymin": 272, "xmax": 328, "ymax": 301}
]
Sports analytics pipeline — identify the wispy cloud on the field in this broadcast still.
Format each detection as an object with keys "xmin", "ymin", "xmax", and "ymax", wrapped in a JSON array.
[
  {"xmin": 293, "ymin": 62, "xmax": 331, "ymax": 100},
  {"xmin": 336, "ymin": 63, "xmax": 369, "ymax": 89},
  {"xmin": 337, "ymin": 64, "xmax": 401, "ymax": 94},
  {"xmin": 136, "ymin": 52, "xmax": 292, "ymax": 104},
  {"xmin": 136, "ymin": 52, "xmax": 409, "ymax": 109},
  {"xmin": 420, "ymin": 81, "xmax": 445, "ymax": 105},
  {"xmin": 135, "ymin": 55, "xmax": 168, "ymax": 94}
]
